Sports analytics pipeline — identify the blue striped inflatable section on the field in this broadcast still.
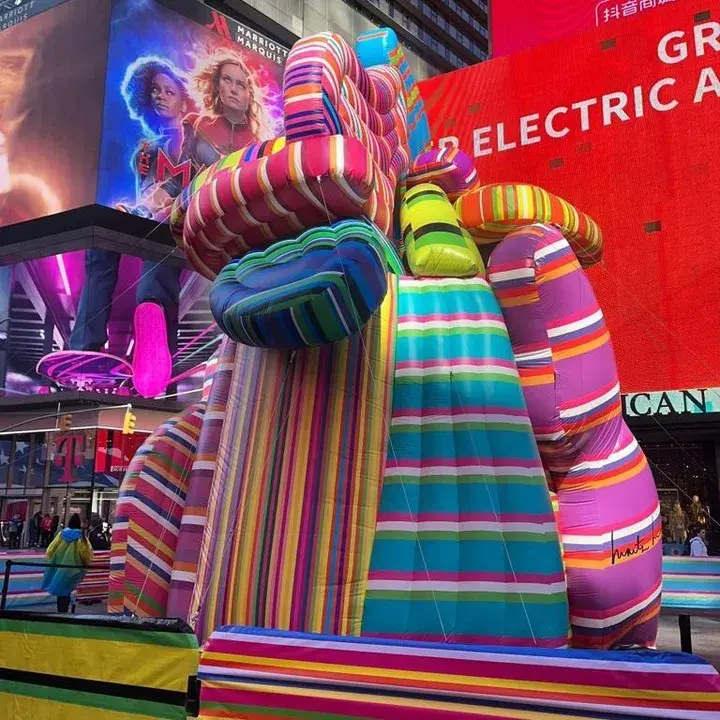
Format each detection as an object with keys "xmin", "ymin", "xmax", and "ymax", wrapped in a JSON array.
[{"xmin": 361, "ymin": 276, "xmax": 569, "ymax": 647}]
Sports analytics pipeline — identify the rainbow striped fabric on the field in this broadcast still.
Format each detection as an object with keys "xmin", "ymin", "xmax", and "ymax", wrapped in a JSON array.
[
  {"xmin": 0, "ymin": 613, "xmax": 198, "ymax": 719},
  {"xmin": 175, "ymin": 32, "xmax": 409, "ymax": 280},
  {"xmin": 76, "ymin": 549, "xmax": 111, "ymax": 603},
  {"xmin": 488, "ymin": 224, "xmax": 662, "ymax": 649},
  {"xmin": 169, "ymin": 138, "xmax": 286, "ymax": 252},
  {"xmin": 167, "ymin": 341, "xmax": 237, "ymax": 621},
  {"xmin": 662, "ymin": 556, "xmax": 720, "ymax": 613},
  {"xmin": 407, "ymin": 146, "xmax": 479, "ymax": 199},
  {"xmin": 400, "ymin": 184, "xmax": 484, "ymax": 277},
  {"xmin": 456, "ymin": 183, "xmax": 603, "ymax": 267},
  {"xmin": 361, "ymin": 276, "xmax": 569, "ymax": 647},
  {"xmin": 201, "ymin": 348, "xmax": 221, "ymax": 402},
  {"xmin": 284, "ymin": 33, "xmax": 407, "ymax": 180},
  {"xmin": 355, "ymin": 27, "xmax": 431, "ymax": 160},
  {"xmin": 197, "ymin": 626, "xmax": 720, "ymax": 719},
  {"xmin": 190, "ymin": 278, "xmax": 398, "ymax": 641},
  {"xmin": 0, "ymin": 553, "xmax": 49, "ymax": 607},
  {"xmin": 209, "ymin": 219, "xmax": 392, "ymax": 348},
  {"xmin": 108, "ymin": 403, "xmax": 205, "ymax": 617},
  {"xmin": 178, "ymin": 135, "xmax": 382, "ymax": 279}
]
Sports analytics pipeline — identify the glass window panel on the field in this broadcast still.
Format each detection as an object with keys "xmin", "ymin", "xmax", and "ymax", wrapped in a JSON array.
[
  {"xmin": 0, "ymin": 438, "xmax": 10, "ymax": 489},
  {"xmin": 10, "ymin": 435, "xmax": 30, "ymax": 489},
  {"xmin": 27, "ymin": 432, "xmax": 47, "ymax": 489}
]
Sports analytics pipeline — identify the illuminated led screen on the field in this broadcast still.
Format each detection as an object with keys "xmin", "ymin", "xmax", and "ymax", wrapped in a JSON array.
[{"xmin": 421, "ymin": 0, "xmax": 720, "ymax": 392}]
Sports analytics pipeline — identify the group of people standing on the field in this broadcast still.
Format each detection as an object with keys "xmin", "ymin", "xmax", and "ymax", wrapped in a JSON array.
[
  {"xmin": 3, "ymin": 512, "xmax": 59, "ymax": 549},
  {"xmin": 666, "ymin": 495, "xmax": 714, "ymax": 556}
]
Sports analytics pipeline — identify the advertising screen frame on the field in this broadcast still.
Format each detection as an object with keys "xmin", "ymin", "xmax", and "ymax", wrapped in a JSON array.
[{"xmin": 420, "ymin": 0, "xmax": 720, "ymax": 395}]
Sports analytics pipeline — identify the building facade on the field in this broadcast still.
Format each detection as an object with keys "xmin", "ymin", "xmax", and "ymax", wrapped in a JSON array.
[
  {"xmin": 0, "ymin": 397, "xmax": 185, "ymax": 547},
  {"xmin": 211, "ymin": 0, "xmax": 488, "ymax": 79}
]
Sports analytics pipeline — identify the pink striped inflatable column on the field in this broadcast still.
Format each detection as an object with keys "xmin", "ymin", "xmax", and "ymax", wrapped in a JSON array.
[
  {"xmin": 488, "ymin": 224, "xmax": 662, "ymax": 649},
  {"xmin": 166, "ymin": 340, "xmax": 237, "ymax": 621}
]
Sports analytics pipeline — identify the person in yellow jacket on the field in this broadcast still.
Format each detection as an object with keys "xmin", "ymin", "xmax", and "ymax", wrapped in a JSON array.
[{"xmin": 42, "ymin": 513, "xmax": 93, "ymax": 613}]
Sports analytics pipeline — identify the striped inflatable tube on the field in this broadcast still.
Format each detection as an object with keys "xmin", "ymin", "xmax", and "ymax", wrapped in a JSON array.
[
  {"xmin": 400, "ymin": 183, "xmax": 484, "ymax": 277},
  {"xmin": 178, "ymin": 135, "xmax": 381, "ymax": 279},
  {"xmin": 407, "ymin": 146, "xmax": 479, "ymax": 199},
  {"xmin": 488, "ymin": 224, "xmax": 662, "ymax": 649},
  {"xmin": 167, "ymin": 340, "xmax": 237, "ymax": 621},
  {"xmin": 284, "ymin": 33, "xmax": 407, "ymax": 180},
  {"xmin": 456, "ymin": 183, "xmax": 603, "ymax": 267},
  {"xmin": 209, "ymin": 219, "xmax": 393, "ymax": 348},
  {"xmin": 108, "ymin": 403, "xmax": 205, "ymax": 617},
  {"xmin": 361, "ymin": 276, "xmax": 569, "ymax": 647},
  {"xmin": 201, "ymin": 346, "xmax": 221, "ymax": 403},
  {"xmin": 75, "ymin": 550, "xmax": 111, "ymax": 603},
  {"xmin": 176, "ymin": 32, "xmax": 409, "ymax": 279},
  {"xmin": 356, "ymin": 27, "xmax": 431, "ymax": 160},
  {"xmin": 169, "ymin": 138, "xmax": 286, "ymax": 248},
  {"xmin": 0, "ymin": 553, "xmax": 49, "ymax": 607},
  {"xmin": 198, "ymin": 626, "xmax": 720, "ymax": 719},
  {"xmin": 190, "ymin": 280, "xmax": 397, "ymax": 641}
]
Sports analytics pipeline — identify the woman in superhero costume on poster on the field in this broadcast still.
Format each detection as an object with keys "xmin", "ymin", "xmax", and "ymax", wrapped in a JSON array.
[
  {"xmin": 73, "ymin": 47, "xmax": 275, "ymax": 398},
  {"xmin": 70, "ymin": 58, "xmax": 194, "ymax": 398},
  {"xmin": 183, "ymin": 47, "xmax": 274, "ymax": 166}
]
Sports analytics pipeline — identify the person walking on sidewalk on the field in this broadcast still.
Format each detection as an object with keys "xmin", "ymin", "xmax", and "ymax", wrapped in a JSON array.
[{"xmin": 41, "ymin": 514, "xmax": 93, "ymax": 613}]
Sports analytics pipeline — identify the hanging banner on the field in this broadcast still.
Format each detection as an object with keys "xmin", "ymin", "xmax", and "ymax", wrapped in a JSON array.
[{"xmin": 420, "ymin": 0, "xmax": 720, "ymax": 393}]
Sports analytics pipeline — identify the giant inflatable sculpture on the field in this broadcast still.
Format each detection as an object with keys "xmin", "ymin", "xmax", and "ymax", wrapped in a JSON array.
[{"xmin": 110, "ymin": 28, "xmax": 662, "ymax": 654}]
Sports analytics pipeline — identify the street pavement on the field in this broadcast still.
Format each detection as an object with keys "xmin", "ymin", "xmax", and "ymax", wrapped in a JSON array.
[{"xmin": 658, "ymin": 615, "xmax": 720, "ymax": 669}]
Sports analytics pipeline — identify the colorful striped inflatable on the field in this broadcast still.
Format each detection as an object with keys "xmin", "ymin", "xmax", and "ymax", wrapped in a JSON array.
[
  {"xmin": 175, "ymin": 32, "xmax": 409, "ymax": 279},
  {"xmin": 190, "ymin": 279, "xmax": 397, "ymax": 640},
  {"xmin": 361, "ymin": 276, "xmax": 569, "ymax": 647},
  {"xmin": 201, "ymin": 347, "xmax": 221, "ymax": 402},
  {"xmin": 108, "ymin": 403, "xmax": 205, "ymax": 617},
  {"xmin": 209, "ymin": 219, "xmax": 393, "ymax": 348},
  {"xmin": 400, "ymin": 184, "xmax": 484, "ymax": 277},
  {"xmin": 167, "ymin": 340, "xmax": 237, "ymax": 621},
  {"xmin": 355, "ymin": 27, "xmax": 431, "ymax": 160},
  {"xmin": 407, "ymin": 146, "xmax": 479, "ymax": 199},
  {"xmin": 198, "ymin": 626, "xmax": 720, "ymax": 719},
  {"xmin": 0, "ymin": 553, "xmax": 48, "ymax": 607},
  {"xmin": 488, "ymin": 224, "xmax": 661, "ymax": 649},
  {"xmin": 169, "ymin": 138, "xmax": 287, "ymax": 249},
  {"xmin": 456, "ymin": 183, "xmax": 603, "ymax": 267},
  {"xmin": 0, "ymin": 613, "xmax": 198, "ymax": 719},
  {"xmin": 76, "ymin": 549, "xmax": 111, "ymax": 603},
  {"xmin": 662, "ymin": 556, "xmax": 720, "ymax": 613}
]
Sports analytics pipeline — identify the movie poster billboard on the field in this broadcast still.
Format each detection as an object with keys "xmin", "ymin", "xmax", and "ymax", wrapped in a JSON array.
[
  {"xmin": 0, "ymin": 0, "xmax": 286, "ymax": 399},
  {"xmin": 97, "ymin": 0, "xmax": 287, "ymax": 221},
  {"xmin": 491, "ymin": 0, "xmax": 679, "ymax": 57},
  {"xmin": 0, "ymin": 0, "xmax": 109, "ymax": 229},
  {"xmin": 420, "ymin": 0, "xmax": 720, "ymax": 393}
]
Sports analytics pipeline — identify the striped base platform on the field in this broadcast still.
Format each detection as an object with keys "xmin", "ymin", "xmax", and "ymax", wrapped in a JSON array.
[
  {"xmin": 0, "ymin": 553, "xmax": 49, "ymax": 607},
  {"xmin": 76, "ymin": 550, "xmax": 111, "ymax": 603},
  {"xmin": 0, "ymin": 612, "xmax": 199, "ymax": 719},
  {"xmin": 197, "ymin": 626, "xmax": 720, "ymax": 720},
  {"xmin": 662, "ymin": 556, "xmax": 720, "ymax": 614}
]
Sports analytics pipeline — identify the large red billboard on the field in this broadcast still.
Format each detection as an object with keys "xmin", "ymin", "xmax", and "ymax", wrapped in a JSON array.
[
  {"xmin": 420, "ymin": 0, "xmax": 720, "ymax": 393},
  {"xmin": 491, "ymin": 0, "xmax": 681, "ymax": 57}
]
